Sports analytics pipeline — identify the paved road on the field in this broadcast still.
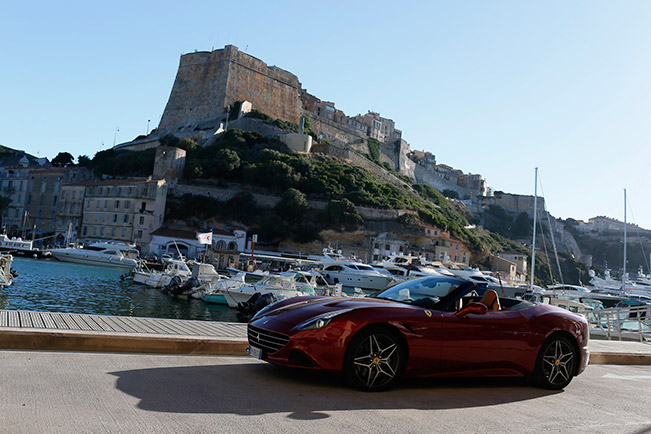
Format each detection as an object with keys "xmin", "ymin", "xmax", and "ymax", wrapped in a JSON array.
[{"xmin": 2, "ymin": 351, "xmax": 650, "ymax": 434}]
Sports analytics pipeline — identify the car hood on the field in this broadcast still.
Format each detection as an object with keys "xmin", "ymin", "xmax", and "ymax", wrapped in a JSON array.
[{"xmin": 257, "ymin": 296, "xmax": 410, "ymax": 325}]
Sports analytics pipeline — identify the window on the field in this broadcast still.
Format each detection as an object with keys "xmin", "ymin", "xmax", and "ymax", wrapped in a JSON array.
[
  {"xmin": 54, "ymin": 182, "xmax": 59, "ymax": 193},
  {"xmin": 123, "ymin": 214, "xmax": 128, "ymax": 223},
  {"xmin": 95, "ymin": 214, "xmax": 98, "ymax": 222},
  {"xmin": 62, "ymin": 191, "xmax": 66, "ymax": 200},
  {"xmin": 96, "ymin": 200, "xmax": 100, "ymax": 208},
  {"xmin": 139, "ymin": 216, "xmax": 144, "ymax": 225},
  {"xmin": 100, "ymin": 227, "xmax": 104, "ymax": 236},
  {"xmin": 125, "ymin": 201, "xmax": 130, "ymax": 209},
  {"xmin": 53, "ymin": 196, "xmax": 57, "ymax": 205},
  {"xmin": 137, "ymin": 230, "xmax": 142, "ymax": 239},
  {"xmin": 104, "ymin": 200, "xmax": 108, "ymax": 208},
  {"xmin": 72, "ymin": 191, "xmax": 76, "ymax": 200},
  {"xmin": 122, "ymin": 228, "xmax": 126, "ymax": 237},
  {"xmin": 27, "ymin": 195, "xmax": 31, "ymax": 204},
  {"xmin": 83, "ymin": 227, "xmax": 87, "ymax": 236},
  {"xmin": 111, "ymin": 228, "xmax": 116, "ymax": 236},
  {"xmin": 113, "ymin": 214, "xmax": 117, "ymax": 223},
  {"xmin": 102, "ymin": 213, "xmax": 106, "ymax": 222},
  {"xmin": 41, "ymin": 183, "xmax": 45, "ymax": 193},
  {"xmin": 115, "ymin": 200, "xmax": 120, "ymax": 209}
]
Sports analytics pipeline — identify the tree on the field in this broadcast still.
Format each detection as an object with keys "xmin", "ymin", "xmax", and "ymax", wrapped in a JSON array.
[
  {"xmin": 442, "ymin": 189, "xmax": 459, "ymax": 199},
  {"xmin": 178, "ymin": 138, "xmax": 199, "ymax": 152},
  {"xmin": 159, "ymin": 134, "xmax": 180, "ymax": 148},
  {"xmin": 327, "ymin": 198, "xmax": 362, "ymax": 230},
  {"xmin": 77, "ymin": 155, "xmax": 91, "ymax": 167},
  {"xmin": 51, "ymin": 152, "xmax": 74, "ymax": 167},
  {"xmin": 275, "ymin": 188, "xmax": 308, "ymax": 222},
  {"xmin": 214, "ymin": 149, "xmax": 241, "ymax": 174}
]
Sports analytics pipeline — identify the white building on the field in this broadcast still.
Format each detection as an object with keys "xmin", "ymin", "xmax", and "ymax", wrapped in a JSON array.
[{"xmin": 149, "ymin": 227, "xmax": 246, "ymax": 259}]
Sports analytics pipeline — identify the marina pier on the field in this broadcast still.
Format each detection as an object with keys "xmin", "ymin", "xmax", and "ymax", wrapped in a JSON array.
[{"xmin": 0, "ymin": 308, "xmax": 649, "ymax": 364}]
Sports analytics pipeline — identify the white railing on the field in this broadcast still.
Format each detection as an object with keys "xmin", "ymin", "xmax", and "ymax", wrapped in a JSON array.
[{"xmin": 587, "ymin": 305, "xmax": 651, "ymax": 342}]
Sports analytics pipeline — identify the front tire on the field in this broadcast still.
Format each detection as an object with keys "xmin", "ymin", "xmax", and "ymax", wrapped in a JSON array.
[
  {"xmin": 343, "ymin": 327, "xmax": 405, "ymax": 391},
  {"xmin": 533, "ymin": 335, "xmax": 577, "ymax": 390}
]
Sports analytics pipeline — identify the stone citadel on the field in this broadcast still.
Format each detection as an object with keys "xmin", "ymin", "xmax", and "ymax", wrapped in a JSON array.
[{"xmin": 122, "ymin": 45, "xmax": 489, "ymax": 202}]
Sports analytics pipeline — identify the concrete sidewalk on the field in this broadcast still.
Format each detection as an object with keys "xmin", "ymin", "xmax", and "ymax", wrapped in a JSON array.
[{"xmin": 0, "ymin": 309, "xmax": 649, "ymax": 364}]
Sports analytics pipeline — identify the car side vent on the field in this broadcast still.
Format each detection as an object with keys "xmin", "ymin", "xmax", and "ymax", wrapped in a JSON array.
[{"xmin": 248, "ymin": 324, "xmax": 289, "ymax": 354}]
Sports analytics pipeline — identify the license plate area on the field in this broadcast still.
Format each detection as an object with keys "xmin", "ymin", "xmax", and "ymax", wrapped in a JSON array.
[{"xmin": 248, "ymin": 345, "xmax": 262, "ymax": 359}]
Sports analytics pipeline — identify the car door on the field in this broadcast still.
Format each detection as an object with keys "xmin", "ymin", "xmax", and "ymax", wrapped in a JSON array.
[{"xmin": 438, "ymin": 309, "xmax": 529, "ymax": 375}]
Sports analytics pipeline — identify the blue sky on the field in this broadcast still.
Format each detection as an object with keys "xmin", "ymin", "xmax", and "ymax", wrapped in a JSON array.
[{"xmin": 2, "ymin": 1, "xmax": 651, "ymax": 228}]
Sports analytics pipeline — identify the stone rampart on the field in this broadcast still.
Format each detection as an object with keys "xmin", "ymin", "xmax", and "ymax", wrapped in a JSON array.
[
  {"xmin": 311, "ymin": 143, "xmax": 410, "ymax": 188},
  {"xmin": 413, "ymin": 164, "xmax": 469, "ymax": 198},
  {"xmin": 303, "ymin": 113, "xmax": 367, "ymax": 147},
  {"xmin": 159, "ymin": 46, "xmax": 301, "ymax": 133}
]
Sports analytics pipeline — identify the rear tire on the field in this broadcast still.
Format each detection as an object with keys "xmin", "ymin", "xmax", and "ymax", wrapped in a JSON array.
[
  {"xmin": 343, "ymin": 327, "xmax": 405, "ymax": 391},
  {"xmin": 533, "ymin": 335, "xmax": 577, "ymax": 390}
]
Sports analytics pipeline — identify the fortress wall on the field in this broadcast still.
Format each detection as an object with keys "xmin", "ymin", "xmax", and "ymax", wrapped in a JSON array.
[
  {"xmin": 303, "ymin": 113, "xmax": 367, "ymax": 147},
  {"xmin": 226, "ymin": 48, "xmax": 301, "ymax": 124},
  {"xmin": 312, "ymin": 143, "xmax": 409, "ymax": 187},
  {"xmin": 413, "ymin": 164, "xmax": 468, "ymax": 198},
  {"xmin": 159, "ymin": 46, "xmax": 302, "ymax": 133},
  {"xmin": 158, "ymin": 51, "xmax": 229, "ymax": 132}
]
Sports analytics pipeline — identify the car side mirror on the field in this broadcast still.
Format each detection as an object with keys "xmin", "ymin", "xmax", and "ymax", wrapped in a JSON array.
[{"xmin": 455, "ymin": 302, "xmax": 488, "ymax": 318}]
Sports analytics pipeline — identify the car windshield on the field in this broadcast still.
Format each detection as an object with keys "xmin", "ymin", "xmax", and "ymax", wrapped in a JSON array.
[{"xmin": 375, "ymin": 277, "xmax": 468, "ymax": 309}]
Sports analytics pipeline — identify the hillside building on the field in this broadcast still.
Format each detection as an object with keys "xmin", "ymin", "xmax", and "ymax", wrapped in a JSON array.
[{"xmin": 78, "ymin": 178, "xmax": 167, "ymax": 251}]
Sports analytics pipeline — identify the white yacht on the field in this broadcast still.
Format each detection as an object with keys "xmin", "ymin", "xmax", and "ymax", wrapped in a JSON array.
[
  {"xmin": 133, "ymin": 258, "xmax": 192, "ymax": 288},
  {"xmin": 319, "ymin": 248, "xmax": 396, "ymax": 291},
  {"xmin": 222, "ymin": 273, "xmax": 316, "ymax": 308},
  {"xmin": 50, "ymin": 241, "xmax": 139, "ymax": 269},
  {"xmin": 0, "ymin": 234, "xmax": 51, "ymax": 258}
]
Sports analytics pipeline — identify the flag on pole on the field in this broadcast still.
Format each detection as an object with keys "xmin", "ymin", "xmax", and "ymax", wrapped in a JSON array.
[{"xmin": 196, "ymin": 232, "xmax": 213, "ymax": 245}]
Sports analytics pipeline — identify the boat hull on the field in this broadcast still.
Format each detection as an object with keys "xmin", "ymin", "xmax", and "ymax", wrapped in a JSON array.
[{"xmin": 50, "ymin": 252, "xmax": 137, "ymax": 269}]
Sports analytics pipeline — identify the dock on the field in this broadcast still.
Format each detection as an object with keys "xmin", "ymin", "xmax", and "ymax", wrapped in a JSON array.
[
  {"xmin": 0, "ymin": 309, "xmax": 650, "ymax": 364},
  {"xmin": 0, "ymin": 309, "xmax": 248, "ymax": 355}
]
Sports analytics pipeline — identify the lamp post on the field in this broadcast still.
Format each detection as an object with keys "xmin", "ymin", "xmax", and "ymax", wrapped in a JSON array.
[
  {"xmin": 146, "ymin": 120, "xmax": 151, "ymax": 135},
  {"xmin": 113, "ymin": 127, "xmax": 119, "ymax": 147}
]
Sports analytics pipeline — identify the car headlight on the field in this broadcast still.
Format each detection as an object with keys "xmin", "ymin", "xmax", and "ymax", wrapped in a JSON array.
[{"xmin": 297, "ymin": 309, "xmax": 353, "ymax": 330}]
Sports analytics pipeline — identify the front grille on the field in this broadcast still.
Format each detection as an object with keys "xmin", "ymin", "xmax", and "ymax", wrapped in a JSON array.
[{"xmin": 248, "ymin": 324, "xmax": 289, "ymax": 354}]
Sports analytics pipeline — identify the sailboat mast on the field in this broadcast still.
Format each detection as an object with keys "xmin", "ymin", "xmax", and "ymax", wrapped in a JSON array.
[
  {"xmin": 530, "ymin": 167, "xmax": 538, "ymax": 290},
  {"xmin": 622, "ymin": 188, "xmax": 627, "ymax": 287}
]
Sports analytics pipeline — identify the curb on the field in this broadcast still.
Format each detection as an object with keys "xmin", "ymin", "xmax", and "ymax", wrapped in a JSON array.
[
  {"xmin": 589, "ymin": 352, "xmax": 651, "ymax": 366},
  {"xmin": 0, "ymin": 328, "xmax": 249, "ymax": 356},
  {"xmin": 2, "ymin": 329, "xmax": 651, "ymax": 364}
]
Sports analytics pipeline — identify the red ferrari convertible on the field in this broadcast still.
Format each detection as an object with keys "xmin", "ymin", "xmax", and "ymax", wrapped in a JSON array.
[{"xmin": 247, "ymin": 276, "xmax": 590, "ymax": 391}]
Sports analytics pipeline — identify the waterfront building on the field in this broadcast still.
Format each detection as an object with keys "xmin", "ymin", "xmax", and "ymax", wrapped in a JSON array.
[
  {"xmin": 420, "ymin": 224, "xmax": 470, "ymax": 266},
  {"xmin": 78, "ymin": 178, "xmax": 167, "ymax": 251},
  {"xmin": 0, "ymin": 166, "xmax": 30, "ymax": 235},
  {"xmin": 369, "ymin": 233, "xmax": 409, "ymax": 262},
  {"xmin": 24, "ymin": 167, "xmax": 93, "ymax": 239},
  {"xmin": 498, "ymin": 250, "xmax": 528, "ymax": 277},
  {"xmin": 149, "ymin": 227, "xmax": 246, "ymax": 260},
  {"xmin": 56, "ymin": 184, "xmax": 86, "ymax": 244}
]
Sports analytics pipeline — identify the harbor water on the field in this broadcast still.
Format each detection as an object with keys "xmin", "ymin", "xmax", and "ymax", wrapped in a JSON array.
[{"xmin": 0, "ymin": 257, "xmax": 240, "ymax": 322}]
